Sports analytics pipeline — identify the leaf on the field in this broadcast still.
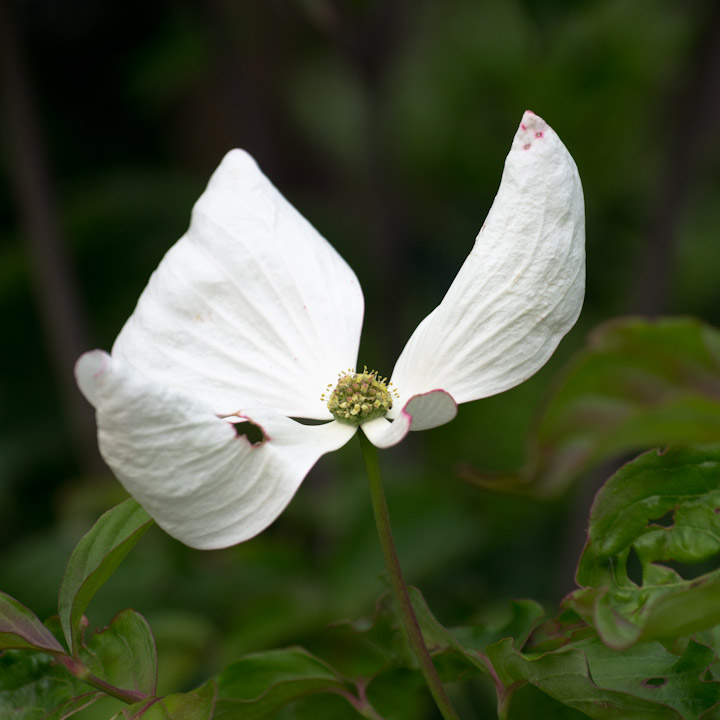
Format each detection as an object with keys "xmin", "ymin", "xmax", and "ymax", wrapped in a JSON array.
[
  {"xmin": 338, "ymin": 585, "xmax": 548, "ymax": 706},
  {"xmin": 348, "ymin": 587, "xmax": 546, "ymax": 680},
  {"xmin": 291, "ymin": 690, "xmax": 386, "ymax": 720},
  {"xmin": 0, "ymin": 592, "xmax": 66, "ymax": 654},
  {"xmin": 522, "ymin": 608, "xmax": 596, "ymax": 655},
  {"xmin": 487, "ymin": 636, "xmax": 720, "ymax": 719},
  {"xmin": 119, "ymin": 680, "xmax": 216, "ymax": 719},
  {"xmin": 337, "ymin": 592, "xmax": 415, "ymax": 669},
  {"xmin": 58, "ymin": 498, "xmax": 153, "ymax": 654},
  {"xmin": 564, "ymin": 444, "xmax": 720, "ymax": 648},
  {"xmin": 462, "ymin": 317, "xmax": 720, "ymax": 495},
  {"xmin": 84, "ymin": 609, "xmax": 157, "ymax": 697},
  {"xmin": 449, "ymin": 598, "xmax": 546, "ymax": 656},
  {"xmin": 364, "ymin": 668, "xmax": 430, "ymax": 720},
  {"xmin": 505, "ymin": 683, "xmax": 597, "ymax": 719},
  {"xmin": 583, "ymin": 639, "xmax": 720, "ymax": 719},
  {"xmin": 405, "ymin": 587, "xmax": 489, "ymax": 680},
  {"xmin": 0, "ymin": 650, "xmax": 89, "ymax": 719},
  {"xmin": 40, "ymin": 691, "xmax": 101, "ymax": 720},
  {"xmin": 212, "ymin": 647, "xmax": 358, "ymax": 719},
  {"xmin": 407, "ymin": 588, "xmax": 546, "ymax": 678}
]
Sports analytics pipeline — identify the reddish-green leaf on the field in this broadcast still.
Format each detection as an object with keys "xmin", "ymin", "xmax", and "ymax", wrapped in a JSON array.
[
  {"xmin": 0, "ymin": 592, "xmax": 65, "ymax": 654},
  {"xmin": 463, "ymin": 317, "xmax": 720, "ymax": 495}
]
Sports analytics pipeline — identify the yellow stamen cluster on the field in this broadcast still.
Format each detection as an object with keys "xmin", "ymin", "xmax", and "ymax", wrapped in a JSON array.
[{"xmin": 322, "ymin": 367, "xmax": 394, "ymax": 426}]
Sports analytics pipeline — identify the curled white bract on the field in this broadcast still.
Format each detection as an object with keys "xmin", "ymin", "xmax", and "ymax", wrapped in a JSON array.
[{"xmin": 76, "ymin": 111, "xmax": 585, "ymax": 549}]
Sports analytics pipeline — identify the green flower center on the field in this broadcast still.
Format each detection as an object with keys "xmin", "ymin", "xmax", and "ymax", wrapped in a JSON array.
[{"xmin": 324, "ymin": 368, "xmax": 394, "ymax": 425}]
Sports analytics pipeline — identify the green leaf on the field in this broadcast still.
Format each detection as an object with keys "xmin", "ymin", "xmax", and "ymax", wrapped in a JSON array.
[
  {"xmin": 118, "ymin": 680, "xmax": 216, "ymax": 719},
  {"xmin": 40, "ymin": 691, "xmax": 101, "ymax": 720},
  {"xmin": 583, "ymin": 639, "xmax": 720, "ymax": 718},
  {"xmin": 406, "ymin": 587, "xmax": 489, "ymax": 680},
  {"xmin": 338, "ymin": 592, "xmax": 415, "ymax": 669},
  {"xmin": 365, "ymin": 668, "xmax": 430, "ymax": 720},
  {"xmin": 487, "ymin": 636, "xmax": 720, "ymax": 719},
  {"xmin": 0, "ymin": 592, "xmax": 65, "ymax": 654},
  {"xmin": 462, "ymin": 317, "xmax": 720, "ymax": 495},
  {"xmin": 407, "ymin": 587, "xmax": 541, "ymax": 677},
  {"xmin": 522, "ymin": 608, "xmax": 596, "ymax": 655},
  {"xmin": 345, "ymin": 588, "xmax": 546, "ymax": 685},
  {"xmin": 450, "ymin": 598, "xmax": 546, "ymax": 656},
  {"xmin": 84, "ymin": 609, "xmax": 157, "ymax": 697},
  {"xmin": 0, "ymin": 650, "xmax": 89, "ymax": 719},
  {"xmin": 58, "ymin": 498, "xmax": 153, "ymax": 654},
  {"xmin": 212, "ymin": 647, "xmax": 358, "ymax": 719},
  {"xmin": 505, "ymin": 683, "xmax": 596, "ymax": 719},
  {"xmin": 291, "ymin": 690, "xmax": 384, "ymax": 720},
  {"xmin": 565, "ymin": 444, "xmax": 720, "ymax": 648}
]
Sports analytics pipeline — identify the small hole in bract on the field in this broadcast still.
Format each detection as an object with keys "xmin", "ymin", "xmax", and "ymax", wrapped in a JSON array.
[
  {"xmin": 647, "ymin": 509, "xmax": 675, "ymax": 528},
  {"xmin": 232, "ymin": 419, "xmax": 266, "ymax": 446},
  {"xmin": 642, "ymin": 676, "xmax": 668, "ymax": 688}
]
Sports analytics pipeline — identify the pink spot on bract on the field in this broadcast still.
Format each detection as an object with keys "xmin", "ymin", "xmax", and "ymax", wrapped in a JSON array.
[
  {"xmin": 523, "ymin": 143, "xmax": 532, "ymax": 150},
  {"xmin": 93, "ymin": 353, "xmax": 108, "ymax": 380},
  {"xmin": 535, "ymin": 131, "xmax": 544, "ymax": 138},
  {"xmin": 520, "ymin": 123, "xmax": 527, "ymax": 131}
]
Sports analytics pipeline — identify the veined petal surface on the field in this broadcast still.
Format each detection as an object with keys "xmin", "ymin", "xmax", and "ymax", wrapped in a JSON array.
[
  {"xmin": 113, "ymin": 150, "xmax": 363, "ymax": 419},
  {"xmin": 75, "ymin": 350, "xmax": 357, "ymax": 549},
  {"xmin": 389, "ymin": 111, "xmax": 585, "ymax": 409},
  {"xmin": 362, "ymin": 390, "xmax": 457, "ymax": 448}
]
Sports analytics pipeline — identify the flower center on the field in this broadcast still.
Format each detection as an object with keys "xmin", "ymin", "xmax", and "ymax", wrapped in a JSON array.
[{"xmin": 323, "ymin": 368, "xmax": 394, "ymax": 425}]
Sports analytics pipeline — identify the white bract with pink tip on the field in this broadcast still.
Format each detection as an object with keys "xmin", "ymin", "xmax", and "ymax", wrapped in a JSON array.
[{"xmin": 76, "ymin": 111, "xmax": 585, "ymax": 550}]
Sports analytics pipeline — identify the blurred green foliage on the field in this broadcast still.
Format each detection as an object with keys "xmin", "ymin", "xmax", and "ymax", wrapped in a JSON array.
[{"xmin": 2, "ymin": 0, "xmax": 720, "ymax": 717}]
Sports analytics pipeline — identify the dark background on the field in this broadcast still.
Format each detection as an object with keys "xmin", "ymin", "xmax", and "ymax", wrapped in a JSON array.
[{"xmin": 2, "ymin": 0, "xmax": 720, "ymax": 714}]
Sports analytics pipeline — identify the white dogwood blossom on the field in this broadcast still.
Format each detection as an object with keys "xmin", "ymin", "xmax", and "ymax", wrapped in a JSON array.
[{"xmin": 76, "ymin": 111, "xmax": 585, "ymax": 549}]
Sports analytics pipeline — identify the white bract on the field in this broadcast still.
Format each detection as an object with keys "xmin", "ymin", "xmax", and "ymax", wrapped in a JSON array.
[{"xmin": 76, "ymin": 111, "xmax": 585, "ymax": 550}]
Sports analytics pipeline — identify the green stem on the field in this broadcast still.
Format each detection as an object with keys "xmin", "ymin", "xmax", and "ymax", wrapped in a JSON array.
[{"xmin": 358, "ymin": 433, "xmax": 461, "ymax": 720}]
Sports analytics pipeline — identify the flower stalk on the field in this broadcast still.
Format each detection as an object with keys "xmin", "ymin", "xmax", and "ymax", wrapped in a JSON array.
[{"xmin": 358, "ymin": 432, "xmax": 461, "ymax": 720}]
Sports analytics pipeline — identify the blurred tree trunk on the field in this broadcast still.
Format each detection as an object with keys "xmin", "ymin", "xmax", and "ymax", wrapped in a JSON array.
[
  {"xmin": 0, "ymin": 1, "xmax": 103, "ymax": 474},
  {"xmin": 635, "ymin": 1, "xmax": 720, "ymax": 314},
  {"xmin": 311, "ymin": 0, "xmax": 412, "ymax": 361}
]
